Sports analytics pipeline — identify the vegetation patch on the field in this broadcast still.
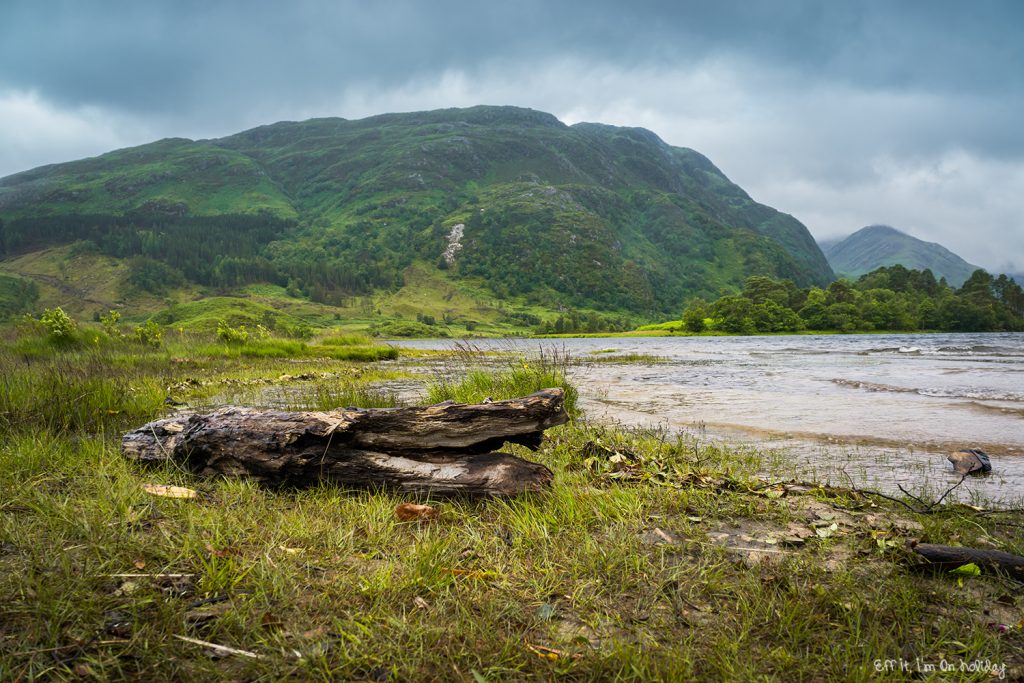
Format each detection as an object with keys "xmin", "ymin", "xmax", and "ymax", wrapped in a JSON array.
[
  {"xmin": 671, "ymin": 267, "xmax": 1024, "ymax": 335},
  {"xmin": 0, "ymin": 273, "xmax": 39, "ymax": 318},
  {"xmin": 152, "ymin": 297, "xmax": 313, "ymax": 337},
  {"xmin": 0, "ymin": 326, "xmax": 1021, "ymax": 679}
]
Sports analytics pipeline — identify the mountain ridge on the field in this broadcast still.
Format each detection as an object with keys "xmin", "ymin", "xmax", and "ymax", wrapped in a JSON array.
[
  {"xmin": 823, "ymin": 224, "xmax": 978, "ymax": 287},
  {"xmin": 0, "ymin": 105, "xmax": 834, "ymax": 321}
]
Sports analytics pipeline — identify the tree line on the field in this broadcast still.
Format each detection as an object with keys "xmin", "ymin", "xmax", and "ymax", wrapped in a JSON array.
[{"xmin": 682, "ymin": 266, "xmax": 1024, "ymax": 334}]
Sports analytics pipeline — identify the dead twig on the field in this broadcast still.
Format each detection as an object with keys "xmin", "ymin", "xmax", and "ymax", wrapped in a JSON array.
[
  {"xmin": 897, "ymin": 474, "xmax": 968, "ymax": 513},
  {"xmin": 173, "ymin": 635, "xmax": 263, "ymax": 659},
  {"xmin": 839, "ymin": 469, "xmax": 969, "ymax": 515}
]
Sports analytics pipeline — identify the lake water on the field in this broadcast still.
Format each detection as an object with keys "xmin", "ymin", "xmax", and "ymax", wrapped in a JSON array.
[{"xmin": 391, "ymin": 333, "xmax": 1024, "ymax": 506}]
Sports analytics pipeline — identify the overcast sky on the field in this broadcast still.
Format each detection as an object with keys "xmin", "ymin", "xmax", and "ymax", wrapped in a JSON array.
[{"xmin": 2, "ymin": 0, "xmax": 1022, "ymax": 270}]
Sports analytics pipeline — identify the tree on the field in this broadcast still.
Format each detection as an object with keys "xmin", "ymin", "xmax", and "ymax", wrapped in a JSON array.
[
  {"xmin": 751, "ymin": 300, "xmax": 803, "ymax": 332},
  {"xmin": 712, "ymin": 295, "xmax": 755, "ymax": 334},
  {"xmin": 681, "ymin": 297, "xmax": 708, "ymax": 332}
]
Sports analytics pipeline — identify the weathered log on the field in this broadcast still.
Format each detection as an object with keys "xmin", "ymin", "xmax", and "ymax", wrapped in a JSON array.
[
  {"xmin": 909, "ymin": 540, "xmax": 1024, "ymax": 580},
  {"xmin": 122, "ymin": 388, "xmax": 568, "ymax": 496}
]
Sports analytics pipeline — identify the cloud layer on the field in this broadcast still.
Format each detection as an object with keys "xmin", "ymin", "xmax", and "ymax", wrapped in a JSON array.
[{"xmin": 1, "ymin": 1, "xmax": 1021, "ymax": 270}]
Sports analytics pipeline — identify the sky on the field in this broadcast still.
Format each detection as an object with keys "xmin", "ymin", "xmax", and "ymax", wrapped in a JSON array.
[{"xmin": 2, "ymin": 0, "xmax": 1022, "ymax": 271}]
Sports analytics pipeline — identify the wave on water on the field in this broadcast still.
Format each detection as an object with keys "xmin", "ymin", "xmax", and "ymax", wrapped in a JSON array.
[
  {"xmin": 959, "ymin": 401, "xmax": 1024, "ymax": 419},
  {"xmin": 857, "ymin": 344, "xmax": 1024, "ymax": 357},
  {"xmin": 831, "ymin": 378, "xmax": 1024, "ymax": 402}
]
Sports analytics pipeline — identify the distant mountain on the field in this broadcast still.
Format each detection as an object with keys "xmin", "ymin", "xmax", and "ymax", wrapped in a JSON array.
[
  {"xmin": 0, "ymin": 105, "xmax": 833, "ymax": 319},
  {"xmin": 822, "ymin": 225, "xmax": 979, "ymax": 287}
]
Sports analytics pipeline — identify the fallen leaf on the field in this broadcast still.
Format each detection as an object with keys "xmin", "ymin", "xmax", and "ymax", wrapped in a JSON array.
[
  {"xmin": 949, "ymin": 563, "xmax": 981, "ymax": 577},
  {"xmin": 261, "ymin": 611, "xmax": 283, "ymax": 632},
  {"xmin": 815, "ymin": 522, "xmax": 839, "ymax": 539},
  {"xmin": 526, "ymin": 642, "xmax": 581, "ymax": 661},
  {"xmin": 395, "ymin": 503, "xmax": 438, "ymax": 522},
  {"xmin": 526, "ymin": 643, "xmax": 563, "ymax": 661},
  {"xmin": 205, "ymin": 543, "xmax": 241, "ymax": 558},
  {"xmin": 143, "ymin": 484, "xmax": 197, "ymax": 499},
  {"xmin": 652, "ymin": 527, "xmax": 675, "ymax": 544},
  {"xmin": 113, "ymin": 580, "xmax": 140, "ymax": 597}
]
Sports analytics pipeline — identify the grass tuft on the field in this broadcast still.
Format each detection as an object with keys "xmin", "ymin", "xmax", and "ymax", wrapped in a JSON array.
[{"xmin": 426, "ymin": 342, "xmax": 579, "ymax": 414}]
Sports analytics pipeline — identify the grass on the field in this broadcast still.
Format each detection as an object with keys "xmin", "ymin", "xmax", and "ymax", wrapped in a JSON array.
[
  {"xmin": 194, "ymin": 339, "xmax": 399, "ymax": 362},
  {"xmin": 425, "ymin": 343, "xmax": 579, "ymax": 415},
  {"xmin": 0, "ymin": 328, "xmax": 1021, "ymax": 680}
]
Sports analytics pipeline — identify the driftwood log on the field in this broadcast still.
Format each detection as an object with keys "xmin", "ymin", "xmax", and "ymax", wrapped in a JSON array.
[
  {"xmin": 909, "ymin": 541, "xmax": 1024, "ymax": 580},
  {"xmin": 122, "ymin": 388, "xmax": 568, "ymax": 496}
]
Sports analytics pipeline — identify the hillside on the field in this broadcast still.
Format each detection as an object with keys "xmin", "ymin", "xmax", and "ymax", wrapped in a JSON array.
[
  {"xmin": 0, "ymin": 106, "xmax": 833, "ymax": 323},
  {"xmin": 823, "ymin": 225, "xmax": 978, "ymax": 287}
]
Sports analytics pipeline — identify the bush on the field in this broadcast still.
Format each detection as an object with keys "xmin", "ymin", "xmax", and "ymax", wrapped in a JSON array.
[
  {"xmin": 99, "ymin": 310, "xmax": 123, "ymax": 338},
  {"xmin": 216, "ymin": 320, "xmax": 250, "ymax": 344},
  {"xmin": 39, "ymin": 307, "xmax": 78, "ymax": 344},
  {"xmin": 132, "ymin": 320, "xmax": 163, "ymax": 347}
]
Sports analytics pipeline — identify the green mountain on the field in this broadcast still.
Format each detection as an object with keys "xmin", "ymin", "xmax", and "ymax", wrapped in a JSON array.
[
  {"xmin": 0, "ymin": 105, "xmax": 833, "ymax": 323},
  {"xmin": 822, "ymin": 225, "xmax": 979, "ymax": 287}
]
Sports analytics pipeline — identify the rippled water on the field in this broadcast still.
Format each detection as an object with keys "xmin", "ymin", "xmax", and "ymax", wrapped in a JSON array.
[{"xmin": 393, "ymin": 333, "xmax": 1024, "ymax": 506}]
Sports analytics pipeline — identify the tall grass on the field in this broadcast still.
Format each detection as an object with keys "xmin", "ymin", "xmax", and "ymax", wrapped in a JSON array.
[
  {"xmin": 194, "ymin": 339, "xmax": 398, "ymax": 361},
  {"xmin": 425, "ymin": 342, "xmax": 578, "ymax": 414},
  {"xmin": 286, "ymin": 383, "xmax": 400, "ymax": 411},
  {"xmin": 317, "ymin": 333, "xmax": 373, "ymax": 347},
  {"xmin": 0, "ymin": 347, "xmax": 167, "ymax": 433}
]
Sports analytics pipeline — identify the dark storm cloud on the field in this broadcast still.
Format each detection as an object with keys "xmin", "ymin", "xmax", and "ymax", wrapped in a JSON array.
[
  {"xmin": 1, "ymin": 1, "xmax": 1022, "ymax": 268},
  {"xmin": 3, "ymin": 1, "xmax": 1021, "ymax": 118}
]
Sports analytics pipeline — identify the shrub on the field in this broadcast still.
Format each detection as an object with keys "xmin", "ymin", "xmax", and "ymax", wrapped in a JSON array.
[
  {"xmin": 99, "ymin": 310, "xmax": 123, "ymax": 338},
  {"xmin": 216, "ymin": 320, "xmax": 250, "ymax": 345},
  {"xmin": 132, "ymin": 320, "xmax": 163, "ymax": 347},
  {"xmin": 39, "ymin": 307, "xmax": 78, "ymax": 344}
]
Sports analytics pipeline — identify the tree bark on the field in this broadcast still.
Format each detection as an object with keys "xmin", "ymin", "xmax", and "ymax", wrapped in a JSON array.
[
  {"xmin": 909, "ymin": 541, "xmax": 1024, "ymax": 579},
  {"xmin": 122, "ymin": 388, "xmax": 567, "ymax": 496}
]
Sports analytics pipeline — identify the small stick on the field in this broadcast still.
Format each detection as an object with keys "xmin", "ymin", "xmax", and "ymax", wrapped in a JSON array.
[
  {"xmin": 106, "ymin": 573, "xmax": 195, "ymax": 579},
  {"xmin": 173, "ymin": 635, "xmax": 263, "ymax": 659}
]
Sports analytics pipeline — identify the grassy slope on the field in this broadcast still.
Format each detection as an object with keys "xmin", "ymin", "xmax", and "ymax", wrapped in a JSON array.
[
  {"xmin": 0, "ymin": 336, "xmax": 1020, "ymax": 680},
  {"xmin": 0, "ymin": 106, "xmax": 834, "ymax": 325},
  {"xmin": 0, "ymin": 138, "xmax": 296, "ymax": 220},
  {"xmin": 0, "ymin": 246, "xmax": 190, "ymax": 319}
]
